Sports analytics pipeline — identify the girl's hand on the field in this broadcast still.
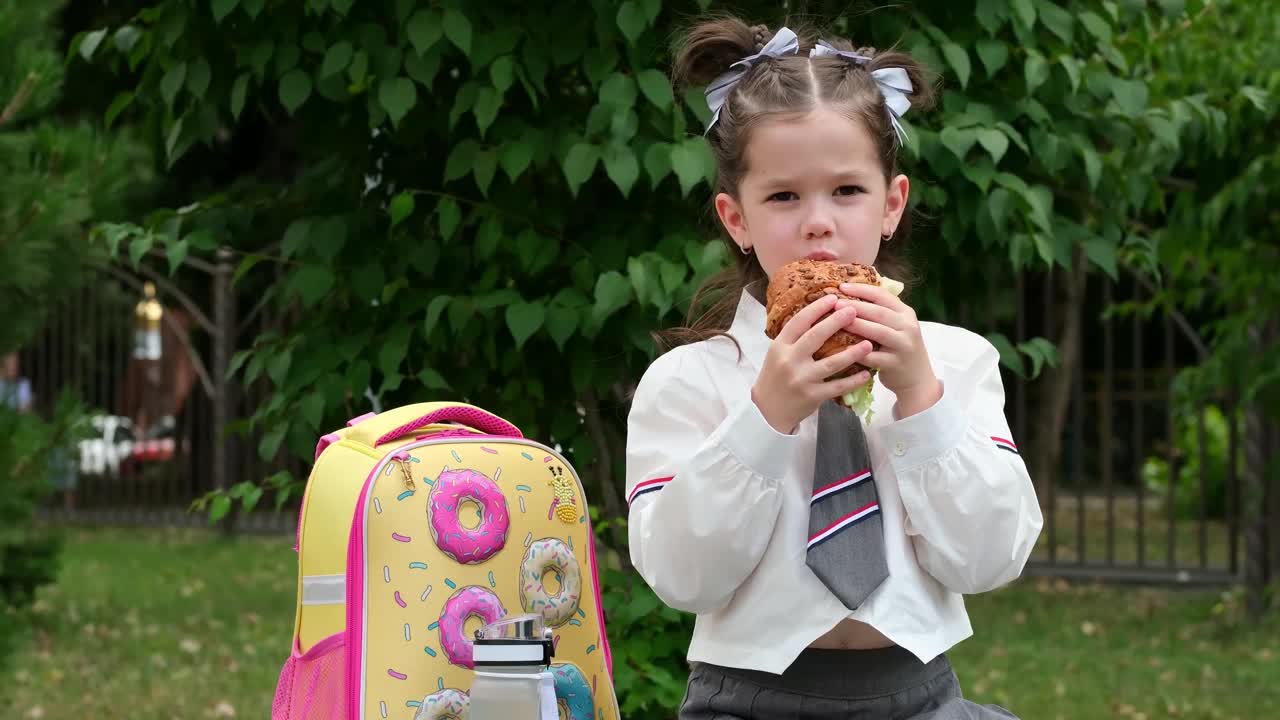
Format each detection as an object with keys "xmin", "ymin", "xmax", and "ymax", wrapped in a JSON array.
[
  {"xmin": 838, "ymin": 282, "xmax": 943, "ymax": 418},
  {"xmin": 752, "ymin": 294, "xmax": 876, "ymax": 434}
]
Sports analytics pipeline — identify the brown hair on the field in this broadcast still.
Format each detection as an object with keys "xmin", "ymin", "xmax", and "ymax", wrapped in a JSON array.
[{"xmin": 656, "ymin": 15, "xmax": 937, "ymax": 352}]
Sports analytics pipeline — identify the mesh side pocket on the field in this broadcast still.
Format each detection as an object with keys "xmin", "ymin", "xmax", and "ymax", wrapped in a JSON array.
[{"xmin": 272, "ymin": 633, "xmax": 348, "ymax": 720}]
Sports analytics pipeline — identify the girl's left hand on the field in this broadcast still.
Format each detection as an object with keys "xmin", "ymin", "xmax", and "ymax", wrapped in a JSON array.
[{"xmin": 838, "ymin": 281, "xmax": 943, "ymax": 418}]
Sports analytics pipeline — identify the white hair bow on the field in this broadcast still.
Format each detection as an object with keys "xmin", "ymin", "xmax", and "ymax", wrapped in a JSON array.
[
  {"xmin": 703, "ymin": 27, "xmax": 800, "ymax": 134},
  {"xmin": 810, "ymin": 40, "xmax": 914, "ymax": 145}
]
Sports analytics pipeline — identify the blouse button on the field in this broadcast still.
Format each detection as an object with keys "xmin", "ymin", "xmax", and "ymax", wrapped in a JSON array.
[{"xmin": 894, "ymin": 441, "xmax": 907, "ymax": 456}]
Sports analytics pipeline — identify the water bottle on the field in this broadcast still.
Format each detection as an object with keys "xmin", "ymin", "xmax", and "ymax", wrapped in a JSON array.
[{"xmin": 466, "ymin": 614, "xmax": 557, "ymax": 720}]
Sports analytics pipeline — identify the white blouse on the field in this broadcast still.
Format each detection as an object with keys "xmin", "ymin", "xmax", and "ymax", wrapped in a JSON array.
[{"xmin": 625, "ymin": 288, "xmax": 1043, "ymax": 675}]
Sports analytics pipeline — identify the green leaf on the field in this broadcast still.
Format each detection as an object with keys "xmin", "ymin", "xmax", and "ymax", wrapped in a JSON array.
[
  {"xmin": 1083, "ymin": 237, "xmax": 1118, "ymax": 280},
  {"xmin": 105, "ymin": 91, "xmax": 135, "ymax": 128},
  {"xmin": 321, "ymin": 42, "xmax": 353, "ymax": 78},
  {"xmin": 379, "ymin": 77, "xmax": 417, "ymax": 127},
  {"xmin": 961, "ymin": 158, "xmax": 996, "ymax": 192},
  {"xmin": 975, "ymin": 40, "xmax": 1009, "ymax": 77},
  {"xmin": 332, "ymin": 0, "xmax": 355, "ymax": 15},
  {"xmin": 389, "ymin": 192, "xmax": 415, "ymax": 226},
  {"xmin": 161, "ymin": 62, "xmax": 187, "ymax": 107},
  {"xmin": 209, "ymin": 494, "xmax": 233, "ymax": 523},
  {"xmin": 637, "ymin": 69, "xmax": 673, "ymax": 110},
  {"xmin": 407, "ymin": 10, "xmax": 443, "ymax": 55},
  {"xmin": 939, "ymin": 126, "xmax": 976, "ymax": 160},
  {"xmin": 405, "ymin": 50, "xmax": 441, "ymax": 88},
  {"xmin": 232, "ymin": 254, "xmax": 266, "ymax": 286},
  {"xmin": 1241, "ymin": 86, "xmax": 1268, "ymax": 112},
  {"xmin": 165, "ymin": 238, "xmax": 189, "ymax": 275},
  {"xmin": 418, "ymin": 368, "xmax": 451, "ymax": 390},
  {"xmin": 1058, "ymin": 56, "xmax": 1082, "ymax": 93},
  {"xmin": 506, "ymin": 301, "xmax": 546, "ymax": 348},
  {"xmin": 1011, "ymin": 0, "xmax": 1036, "ymax": 29},
  {"xmin": 79, "ymin": 28, "xmax": 108, "ymax": 60},
  {"xmin": 546, "ymin": 304, "xmax": 579, "ymax": 350},
  {"xmin": 600, "ymin": 73, "xmax": 637, "ymax": 108},
  {"xmin": 988, "ymin": 187, "xmax": 1012, "ymax": 230},
  {"xmin": 1111, "ymin": 79, "xmax": 1148, "ymax": 117},
  {"xmin": 437, "ymin": 198, "xmax": 462, "ymax": 239},
  {"xmin": 500, "ymin": 139, "xmax": 534, "ymax": 182},
  {"xmin": 617, "ymin": 1, "xmax": 646, "ymax": 44},
  {"xmin": 602, "ymin": 143, "xmax": 640, "ymax": 197},
  {"xmin": 113, "ymin": 25, "xmax": 141, "ymax": 53},
  {"xmin": 976, "ymin": 129, "xmax": 1009, "ymax": 164},
  {"xmin": 279, "ymin": 69, "xmax": 312, "ymax": 114},
  {"xmin": 475, "ymin": 216, "xmax": 502, "ymax": 259},
  {"xmin": 1018, "ymin": 337, "xmax": 1059, "ymax": 378},
  {"xmin": 212, "ymin": 0, "xmax": 239, "ymax": 23},
  {"xmin": 1036, "ymin": 0, "xmax": 1074, "ymax": 44},
  {"xmin": 670, "ymin": 139, "xmax": 712, "ymax": 196},
  {"xmin": 445, "ymin": 139, "xmax": 479, "ymax": 181},
  {"xmin": 644, "ymin": 142, "xmax": 671, "ymax": 188},
  {"xmin": 1024, "ymin": 51, "xmax": 1049, "ymax": 93},
  {"xmin": 379, "ymin": 326, "xmax": 411, "ymax": 378},
  {"xmin": 940, "ymin": 44, "xmax": 971, "ymax": 88},
  {"xmin": 1079, "ymin": 11, "xmax": 1112, "ymax": 44},
  {"xmin": 490, "ymin": 56, "xmax": 515, "ymax": 94},
  {"xmin": 230, "ymin": 73, "xmax": 250, "ymax": 119},
  {"xmin": 294, "ymin": 266, "xmax": 335, "ymax": 307},
  {"xmin": 1081, "ymin": 144, "xmax": 1101, "ymax": 190},
  {"xmin": 443, "ymin": 9, "xmax": 472, "ymax": 55},
  {"xmin": 424, "ymin": 295, "xmax": 452, "ymax": 336},
  {"xmin": 975, "ymin": 0, "xmax": 1005, "ymax": 34},
  {"xmin": 187, "ymin": 59, "xmax": 211, "ymax": 98},
  {"xmin": 473, "ymin": 87, "xmax": 501, "ymax": 136},
  {"xmin": 593, "ymin": 271, "xmax": 633, "ymax": 324},
  {"xmin": 986, "ymin": 332, "xmax": 1025, "ymax": 376},
  {"xmin": 268, "ymin": 349, "xmax": 292, "ymax": 387},
  {"xmin": 562, "ymin": 143, "xmax": 600, "ymax": 196},
  {"xmin": 281, "ymin": 218, "xmax": 310, "ymax": 258},
  {"xmin": 474, "ymin": 150, "xmax": 498, "ymax": 196},
  {"xmin": 128, "ymin": 232, "xmax": 153, "ymax": 268}
]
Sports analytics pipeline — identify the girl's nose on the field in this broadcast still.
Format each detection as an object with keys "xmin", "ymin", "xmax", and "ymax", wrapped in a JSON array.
[{"xmin": 800, "ymin": 207, "xmax": 834, "ymax": 240}]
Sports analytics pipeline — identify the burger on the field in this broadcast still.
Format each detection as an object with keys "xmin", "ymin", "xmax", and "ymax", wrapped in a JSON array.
[{"xmin": 764, "ymin": 259, "xmax": 905, "ymax": 421}]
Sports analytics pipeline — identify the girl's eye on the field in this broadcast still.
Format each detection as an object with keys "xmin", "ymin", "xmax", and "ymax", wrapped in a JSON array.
[
  {"xmin": 767, "ymin": 191, "xmax": 798, "ymax": 202},
  {"xmin": 835, "ymin": 185, "xmax": 866, "ymax": 196}
]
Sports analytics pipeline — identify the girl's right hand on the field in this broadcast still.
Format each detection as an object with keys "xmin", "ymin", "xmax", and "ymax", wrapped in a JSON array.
[{"xmin": 751, "ymin": 294, "xmax": 875, "ymax": 434}]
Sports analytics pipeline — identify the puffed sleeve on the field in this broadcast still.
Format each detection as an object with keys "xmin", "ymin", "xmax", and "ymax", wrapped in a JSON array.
[
  {"xmin": 626, "ymin": 348, "xmax": 802, "ymax": 613},
  {"xmin": 875, "ymin": 330, "xmax": 1043, "ymax": 594}
]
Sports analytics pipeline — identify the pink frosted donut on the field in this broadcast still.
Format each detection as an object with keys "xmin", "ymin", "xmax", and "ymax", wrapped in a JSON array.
[
  {"xmin": 438, "ymin": 585, "xmax": 506, "ymax": 669},
  {"xmin": 428, "ymin": 468, "xmax": 509, "ymax": 564}
]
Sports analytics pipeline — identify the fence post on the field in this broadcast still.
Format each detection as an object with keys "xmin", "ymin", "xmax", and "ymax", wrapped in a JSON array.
[{"xmin": 212, "ymin": 247, "xmax": 235, "ymax": 535}]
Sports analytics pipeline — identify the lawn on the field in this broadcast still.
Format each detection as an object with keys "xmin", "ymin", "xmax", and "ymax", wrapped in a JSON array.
[{"xmin": 2, "ymin": 527, "xmax": 1276, "ymax": 719}]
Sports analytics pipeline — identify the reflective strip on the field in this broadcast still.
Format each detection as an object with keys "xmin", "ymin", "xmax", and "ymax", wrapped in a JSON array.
[
  {"xmin": 302, "ymin": 574, "xmax": 346, "ymax": 605},
  {"xmin": 473, "ymin": 643, "xmax": 547, "ymax": 665}
]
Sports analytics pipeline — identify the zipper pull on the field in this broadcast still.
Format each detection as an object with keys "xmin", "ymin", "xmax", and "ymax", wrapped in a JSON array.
[{"xmin": 391, "ymin": 451, "xmax": 415, "ymax": 491}]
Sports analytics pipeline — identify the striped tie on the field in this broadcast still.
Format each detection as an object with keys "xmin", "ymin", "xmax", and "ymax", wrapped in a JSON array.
[{"xmin": 805, "ymin": 400, "xmax": 889, "ymax": 610}]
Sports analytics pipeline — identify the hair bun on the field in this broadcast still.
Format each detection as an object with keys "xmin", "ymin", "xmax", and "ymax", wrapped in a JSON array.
[{"xmin": 750, "ymin": 24, "xmax": 773, "ymax": 52}]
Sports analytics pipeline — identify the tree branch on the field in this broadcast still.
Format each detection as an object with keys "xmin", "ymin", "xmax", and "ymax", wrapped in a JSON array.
[{"xmin": 0, "ymin": 73, "xmax": 38, "ymax": 128}]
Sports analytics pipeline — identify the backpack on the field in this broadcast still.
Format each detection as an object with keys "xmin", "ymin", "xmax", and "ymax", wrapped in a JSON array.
[{"xmin": 272, "ymin": 401, "xmax": 620, "ymax": 720}]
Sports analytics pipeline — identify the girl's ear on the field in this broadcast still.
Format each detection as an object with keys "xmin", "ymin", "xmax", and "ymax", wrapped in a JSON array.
[
  {"xmin": 714, "ymin": 192, "xmax": 751, "ymax": 252},
  {"xmin": 883, "ymin": 174, "xmax": 909, "ymax": 237}
]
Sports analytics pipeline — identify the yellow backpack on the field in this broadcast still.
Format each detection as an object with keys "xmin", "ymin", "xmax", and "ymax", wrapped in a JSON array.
[{"xmin": 271, "ymin": 402, "xmax": 619, "ymax": 720}]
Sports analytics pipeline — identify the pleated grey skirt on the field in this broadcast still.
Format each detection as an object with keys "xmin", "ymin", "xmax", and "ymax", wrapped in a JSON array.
[{"xmin": 678, "ymin": 646, "xmax": 1019, "ymax": 720}]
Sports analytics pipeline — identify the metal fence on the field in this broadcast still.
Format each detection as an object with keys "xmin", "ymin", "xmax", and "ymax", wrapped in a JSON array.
[{"xmin": 24, "ymin": 263, "xmax": 1277, "ymax": 585}]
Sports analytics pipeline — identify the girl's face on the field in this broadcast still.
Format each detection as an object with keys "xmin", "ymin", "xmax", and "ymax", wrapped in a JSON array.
[{"xmin": 714, "ymin": 108, "xmax": 909, "ymax": 278}]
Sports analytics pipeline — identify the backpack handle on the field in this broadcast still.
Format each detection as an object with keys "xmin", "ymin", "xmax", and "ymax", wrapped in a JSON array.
[{"xmin": 374, "ymin": 405, "xmax": 522, "ymax": 446}]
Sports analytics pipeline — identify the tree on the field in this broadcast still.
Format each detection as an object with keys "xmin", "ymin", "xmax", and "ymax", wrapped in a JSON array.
[
  {"xmin": 0, "ymin": 0, "xmax": 148, "ymax": 671},
  {"xmin": 1125, "ymin": 0, "xmax": 1279, "ymax": 614},
  {"xmin": 79, "ymin": 0, "xmax": 1200, "ymax": 712}
]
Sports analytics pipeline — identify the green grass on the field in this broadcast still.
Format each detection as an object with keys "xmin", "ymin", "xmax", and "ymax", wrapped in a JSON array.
[{"xmin": 2, "ymin": 528, "xmax": 1277, "ymax": 719}]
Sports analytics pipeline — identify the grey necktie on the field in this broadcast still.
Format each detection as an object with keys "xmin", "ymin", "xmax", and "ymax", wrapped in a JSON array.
[{"xmin": 805, "ymin": 400, "xmax": 889, "ymax": 610}]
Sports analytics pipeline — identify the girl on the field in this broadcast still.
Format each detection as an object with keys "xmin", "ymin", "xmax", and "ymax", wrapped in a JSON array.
[{"xmin": 624, "ymin": 17, "xmax": 1043, "ymax": 720}]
